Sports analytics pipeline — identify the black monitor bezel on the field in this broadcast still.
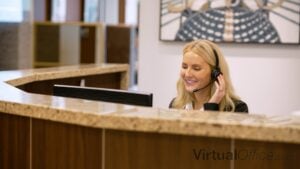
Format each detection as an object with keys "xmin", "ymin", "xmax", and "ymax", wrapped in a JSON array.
[{"xmin": 53, "ymin": 84, "xmax": 153, "ymax": 107}]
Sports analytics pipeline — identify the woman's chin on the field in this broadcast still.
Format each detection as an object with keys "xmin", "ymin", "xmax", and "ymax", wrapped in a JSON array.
[{"xmin": 185, "ymin": 87, "xmax": 195, "ymax": 93}]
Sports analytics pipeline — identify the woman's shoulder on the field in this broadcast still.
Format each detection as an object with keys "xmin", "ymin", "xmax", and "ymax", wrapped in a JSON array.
[{"xmin": 169, "ymin": 97, "xmax": 192, "ymax": 110}]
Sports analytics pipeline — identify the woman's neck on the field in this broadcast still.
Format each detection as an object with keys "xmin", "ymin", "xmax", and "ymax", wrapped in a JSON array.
[{"xmin": 193, "ymin": 89, "xmax": 210, "ymax": 109}]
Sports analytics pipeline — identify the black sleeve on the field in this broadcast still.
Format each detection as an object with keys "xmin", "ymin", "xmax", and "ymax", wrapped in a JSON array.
[
  {"xmin": 203, "ymin": 103, "xmax": 219, "ymax": 111},
  {"xmin": 234, "ymin": 101, "xmax": 248, "ymax": 113},
  {"xmin": 204, "ymin": 100, "xmax": 249, "ymax": 113},
  {"xmin": 169, "ymin": 98, "xmax": 175, "ymax": 108}
]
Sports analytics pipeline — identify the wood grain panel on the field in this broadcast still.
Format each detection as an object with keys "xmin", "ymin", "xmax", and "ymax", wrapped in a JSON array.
[
  {"xmin": 34, "ymin": 24, "xmax": 59, "ymax": 62},
  {"xmin": 32, "ymin": 119, "xmax": 102, "ymax": 169},
  {"xmin": 0, "ymin": 113, "xmax": 30, "ymax": 169},
  {"xmin": 118, "ymin": 0, "xmax": 126, "ymax": 23},
  {"xmin": 80, "ymin": 26, "xmax": 96, "ymax": 63},
  {"xmin": 106, "ymin": 25, "xmax": 132, "ymax": 63},
  {"xmin": 234, "ymin": 139, "xmax": 300, "ymax": 169},
  {"xmin": 17, "ymin": 73, "xmax": 121, "ymax": 95},
  {"xmin": 80, "ymin": 0, "xmax": 84, "ymax": 21},
  {"xmin": 84, "ymin": 72, "xmax": 121, "ymax": 89},
  {"xmin": 0, "ymin": 23, "xmax": 19, "ymax": 70},
  {"xmin": 45, "ymin": 0, "xmax": 51, "ymax": 21},
  {"xmin": 105, "ymin": 129, "xmax": 231, "ymax": 169}
]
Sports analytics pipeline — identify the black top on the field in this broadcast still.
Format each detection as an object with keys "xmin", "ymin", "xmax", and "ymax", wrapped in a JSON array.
[{"xmin": 169, "ymin": 98, "xmax": 248, "ymax": 113}]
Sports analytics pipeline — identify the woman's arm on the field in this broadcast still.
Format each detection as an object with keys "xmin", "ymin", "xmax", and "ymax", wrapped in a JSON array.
[{"xmin": 204, "ymin": 100, "xmax": 249, "ymax": 113}]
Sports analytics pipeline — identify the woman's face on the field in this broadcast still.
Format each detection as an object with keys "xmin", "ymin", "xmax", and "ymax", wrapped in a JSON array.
[{"xmin": 180, "ymin": 51, "xmax": 211, "ymax": 92}]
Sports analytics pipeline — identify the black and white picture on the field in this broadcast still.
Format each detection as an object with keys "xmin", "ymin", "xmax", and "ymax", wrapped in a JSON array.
[{"xmin": 159, "ymin": 0, "xmax": 300, "ymax": 44}]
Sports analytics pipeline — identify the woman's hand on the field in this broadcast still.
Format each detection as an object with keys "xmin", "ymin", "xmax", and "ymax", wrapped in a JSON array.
[{"xmin": 208, "ymin": 74, "xmax": 226, "ymax": 104}]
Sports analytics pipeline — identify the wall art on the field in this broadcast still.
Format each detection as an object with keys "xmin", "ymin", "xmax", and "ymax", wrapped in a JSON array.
[{"xmin": 159, "ymin": 0, "xmax": 300, "ymax": 44}]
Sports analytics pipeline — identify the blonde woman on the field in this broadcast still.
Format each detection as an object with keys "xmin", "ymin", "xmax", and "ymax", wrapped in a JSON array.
[{"xmin": 169, "ymin": 40, "xmax": 248, "ymax": 113}]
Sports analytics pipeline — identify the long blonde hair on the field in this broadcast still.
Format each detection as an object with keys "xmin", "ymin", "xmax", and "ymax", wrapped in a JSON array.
[{"xmin": 172, "ymin": 39, "xmax": 240, "ymax": 111}]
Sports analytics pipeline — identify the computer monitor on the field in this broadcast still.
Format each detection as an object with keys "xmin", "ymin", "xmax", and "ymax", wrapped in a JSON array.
[{"xmin": 53, "ymin": 84, "xmax": 153, "ymax": 107}]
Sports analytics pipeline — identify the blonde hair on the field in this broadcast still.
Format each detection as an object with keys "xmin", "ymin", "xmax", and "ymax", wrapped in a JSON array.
[{"xmin": 172, "ymin": 39, "xmax": 240, "ymax": 111}]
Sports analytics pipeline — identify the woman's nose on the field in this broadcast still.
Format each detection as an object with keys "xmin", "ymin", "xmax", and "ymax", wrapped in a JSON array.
[{"xmin": 184, "ymin": 68, "xmax": 192, "ymax": 77}]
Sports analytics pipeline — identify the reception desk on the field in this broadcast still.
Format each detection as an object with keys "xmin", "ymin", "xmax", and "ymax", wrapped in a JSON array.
[{"xmin": 0, "ymin": 64, "xmax": 299, "ymax": 169}]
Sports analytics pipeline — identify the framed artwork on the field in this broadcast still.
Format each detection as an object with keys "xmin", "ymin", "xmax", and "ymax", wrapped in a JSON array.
[{"xmin": 159, "ymin": 0, "xmax": 300, "ymax": 44}]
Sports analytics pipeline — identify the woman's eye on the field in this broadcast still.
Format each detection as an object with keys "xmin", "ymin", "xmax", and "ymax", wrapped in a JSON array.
[
  {"xmin": 182, "ymin": 65, "xmax": 187, "ymax": 69},
  {"xmin": 193, "ymin": 67, "xmax": 201, "ymax": 71}
]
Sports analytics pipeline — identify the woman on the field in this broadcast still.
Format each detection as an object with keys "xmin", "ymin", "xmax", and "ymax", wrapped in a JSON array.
[{"xmin": 169, "ymin": 40, "xmax": 248, "ymax": 113}]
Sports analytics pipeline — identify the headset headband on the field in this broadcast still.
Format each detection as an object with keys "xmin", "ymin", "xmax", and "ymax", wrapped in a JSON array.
[{"xmin": 212, "ymin": 48, "xmax": 219, "ymax": 69}]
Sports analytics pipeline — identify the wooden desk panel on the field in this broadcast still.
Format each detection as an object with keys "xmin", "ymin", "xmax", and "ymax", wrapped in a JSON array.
[
  {"xmin": 32, "ymin": 119, "xmax": 103, "ymax": 169},
  {"xmin": 17, "ymin": 72, "xmax": 122, "ymax": 95},
  {"xmin": 0, "ymin": 113, "xmax": 30, "ymax": 169},
  {"xmin": 234, "ymin": 139, "xmax": 300, "ymax": 169},
  {"xmin": 105, "ymin": 129, "xmax": 231, "ymax": 169}
]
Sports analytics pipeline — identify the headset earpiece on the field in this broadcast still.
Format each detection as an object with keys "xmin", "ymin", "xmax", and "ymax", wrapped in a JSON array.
[
  {"xmin": 211, "ymin": 48, "xmax": 222, "ymax": 81},
  {"xmin": 211, "ymin": 67, "xmax": 221, "ymax": 81}
]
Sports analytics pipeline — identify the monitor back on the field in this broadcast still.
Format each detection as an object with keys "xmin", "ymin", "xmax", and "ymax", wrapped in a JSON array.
[{"xmin": 53, "ymin": 84, "xmax": 153, "ymax": 107}]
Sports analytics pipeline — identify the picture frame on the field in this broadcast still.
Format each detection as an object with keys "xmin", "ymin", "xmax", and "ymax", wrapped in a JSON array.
[{"xmin": 159, "ymin": 0, "xmax": 300, "ymax": 44}]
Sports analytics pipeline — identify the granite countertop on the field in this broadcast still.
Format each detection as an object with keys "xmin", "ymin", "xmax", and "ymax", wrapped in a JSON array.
[{"xmin": 0, "ymin": 64, "xmax": 300, "ymax": 144}]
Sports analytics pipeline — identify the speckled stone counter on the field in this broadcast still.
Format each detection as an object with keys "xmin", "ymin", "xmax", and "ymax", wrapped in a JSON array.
[
  {"xmin": 0, "ymin": 64, "xmax": 299, "ymax": 143},
  {"xmin": 0, "ymin": 64, "xmax": 299, "ymax": 169}
]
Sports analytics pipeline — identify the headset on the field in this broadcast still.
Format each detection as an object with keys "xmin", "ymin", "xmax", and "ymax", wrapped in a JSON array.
[
  {"xmin": 211, "ymin": 48, "xmax": 222, "ymax": 81},
  {"xmin": 192, "ymin": 47, "xmax": 222, "ymax": 93}
]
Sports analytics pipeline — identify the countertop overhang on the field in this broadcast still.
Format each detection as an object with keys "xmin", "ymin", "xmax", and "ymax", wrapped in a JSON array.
[{"xmin": 1, "ymin": 64, "xmax": 299, "ymax": 144}]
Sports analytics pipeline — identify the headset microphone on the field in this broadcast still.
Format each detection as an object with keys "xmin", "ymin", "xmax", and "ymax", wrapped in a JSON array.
[{"xmin": 192, "ymin": 81, "xmax": 213, "ymax": 93}]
